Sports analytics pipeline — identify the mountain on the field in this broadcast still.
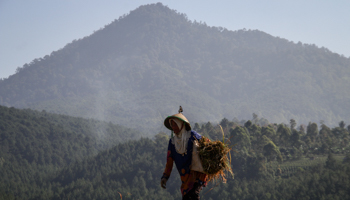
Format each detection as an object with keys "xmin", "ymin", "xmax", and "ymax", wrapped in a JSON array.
[{"xmin": 0, "ymin": 3, "xmax": 349, "ymax": 134}]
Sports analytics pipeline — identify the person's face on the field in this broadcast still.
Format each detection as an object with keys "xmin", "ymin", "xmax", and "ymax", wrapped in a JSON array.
[{"xmin": 170, "ymin": 120, "xmax": 181, "ymax": 134}]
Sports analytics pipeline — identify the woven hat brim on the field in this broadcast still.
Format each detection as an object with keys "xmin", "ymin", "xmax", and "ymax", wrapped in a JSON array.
[{"xmin": 164, "ymin": 113, "xmax": 191, "ymax": 131}]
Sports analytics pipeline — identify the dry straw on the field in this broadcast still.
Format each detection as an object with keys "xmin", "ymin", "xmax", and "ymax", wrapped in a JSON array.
[{"xmin": 197, "ymin": 125, "xmax": 234, "ymax": 182}]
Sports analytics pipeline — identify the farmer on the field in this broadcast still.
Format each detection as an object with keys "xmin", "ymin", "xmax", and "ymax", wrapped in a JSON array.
[{"xmin": 161, "ymin": 107, "xmax": 207, "ymax": 200}]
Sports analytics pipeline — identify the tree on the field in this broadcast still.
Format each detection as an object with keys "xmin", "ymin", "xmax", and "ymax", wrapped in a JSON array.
[
  {"xmin": 248, "ymin": 124, "xmax": 261, "ymax": 136},
  {"xmin": 252, "ymin": 113, "xmax": 259, "ymax": 124},
  {"xmin": 230, "ymin": 126, "xmax": 251, "ymax": 151},
  {"xmin": 299, "ymin": 125, "xmax": 306, "ymax": 134},
  {"xmin": 319, "ymin": 124, "xmax": 331, "ymax": 136},
  {"xmin": 343, "ymin": 152, "xmax": 350, "ymax": 163},
  {"xmin": 290, "ymin": 129, "xmax": 301, "ymax": 146},
  {"xmin": 261, "ymin": 135, "xmax": 282, "ymax": 162},
  {"xmin": 277, "ymin": 124, "xmax": 291, "ymax": 146},
  {"xmin": 325, "ymin": 153, "xmax": 337, "ymax": 170},
  {"xmin": 244, "ymin": 120, "xmax": 252, "ymax": 128},
  {"xmin": 319, "ymin": 124, "xmax": 333, "ymax": 147},
  {"xmin": 261, "ymin": 125, "xmax": 276, "ymax": 139},
  {"xmin": 306, "ymin": 122, "xmax": 318, "ymax": 142},
  {"xmin": 205, "ymin": 122, "xmax": 213, "ymax": 131},
  {"xmin": 290, "ymin": 119, "xmax": 296, "ymax": 130},
  {"xmin": 220, "ymin": 118, "xmax": 229, "ymax": 129},
  {"xmin": 154, "ymin": 132, "xmax": 169, "ymax": 144},
  {"xmin": 194, "ymin": 123, "xmax": 200, "ymax": 131},
  {"xmin": 339, "ymin": 121, "xmax": 346, "ymax": 129}
]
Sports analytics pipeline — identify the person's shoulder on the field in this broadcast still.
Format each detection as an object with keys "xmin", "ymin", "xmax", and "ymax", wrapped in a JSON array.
[{"xmin": 191, "ymin": 130, "xmax": 202, "ymax": 140}]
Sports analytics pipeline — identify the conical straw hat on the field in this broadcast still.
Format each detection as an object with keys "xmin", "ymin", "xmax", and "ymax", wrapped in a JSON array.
[{"xmin": 164, "ymin": 106, "xmax": 191, "ymax": 131}]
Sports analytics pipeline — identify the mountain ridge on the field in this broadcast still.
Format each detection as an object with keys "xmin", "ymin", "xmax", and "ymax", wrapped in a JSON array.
[{"xmin": 0, "ymin": 3, "xmax": 349, "ymax": 133}]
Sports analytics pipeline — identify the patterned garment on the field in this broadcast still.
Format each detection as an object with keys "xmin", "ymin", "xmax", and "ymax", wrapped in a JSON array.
[{"xmin": 162, "ymin": 130, "xmax": 208, "ymax": 197}]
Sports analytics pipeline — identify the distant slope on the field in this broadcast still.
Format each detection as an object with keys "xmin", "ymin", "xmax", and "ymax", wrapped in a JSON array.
[
  {"xmin": 2, "ymin": 118, "xmax": 350, "ymax": 199},
  {"xmin": 0, "ymin": 105, "xmax": 140, "ymax": 163},
  {"xmin": 0, "ymin": 105, "xmax": 140, "ymax": 194},
  {"xmin": 0, "ymin": 3, "xmax": 349, "ymax": 134}
]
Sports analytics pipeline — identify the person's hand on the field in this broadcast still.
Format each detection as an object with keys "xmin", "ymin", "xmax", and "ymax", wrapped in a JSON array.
[{"xmin": 161, "ymin": 178, "xmax": 167, "ymax": 189}]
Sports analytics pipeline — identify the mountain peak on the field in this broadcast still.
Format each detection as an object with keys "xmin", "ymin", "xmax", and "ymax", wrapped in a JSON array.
[{"xmin": 0, "ymin": 3, "xmax": 349, "ymax": 134}]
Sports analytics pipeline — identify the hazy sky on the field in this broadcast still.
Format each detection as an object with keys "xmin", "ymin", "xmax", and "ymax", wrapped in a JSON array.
[{"xmin": 1, "ymin": 0, "xmax": 349, "ymax": 79}]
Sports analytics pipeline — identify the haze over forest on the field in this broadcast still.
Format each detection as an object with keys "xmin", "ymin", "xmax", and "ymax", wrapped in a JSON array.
[
  {"xmin": 0, "ymin": 3, "xmax": 349, "ymax": 134},
  {"xmin": 1, "ymin": 104, "xmax": 350, "ymax": 199},
  {"xmin": 1, "ymin": 3, "xmax": 350, "ymax": 200}
]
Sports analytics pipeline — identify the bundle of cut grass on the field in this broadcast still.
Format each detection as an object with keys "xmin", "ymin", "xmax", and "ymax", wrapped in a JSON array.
[{"xmin": 197, "ymin": 126, "xmax": 234, "ymax": 182}]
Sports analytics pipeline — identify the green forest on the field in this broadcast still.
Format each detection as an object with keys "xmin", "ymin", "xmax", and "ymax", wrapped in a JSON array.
[
  {"xmin": 1, "ymin": 106, "xmax": 350, "ymax": 199},
  {"xmin": 0, "ymin": 3, "xmax": 349, "ymax": 135},
  {"xmin": 1, "ymin": 2, "xmax": 350, "ymax": 200},
  {"xmin": 0, "ymin": 105, "xmax": 141, "ymax": 199}
]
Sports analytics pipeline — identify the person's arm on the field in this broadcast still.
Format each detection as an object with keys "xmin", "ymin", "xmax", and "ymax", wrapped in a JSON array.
[
  {"xmin": 161, "ymin": 140, "xmax": 174, "ymax": 188},
  {"xmin": 191, "ymin": 130, "xmax": 209, "ymax": 186},
  {"xmin": 196, "ymin": 171, "xmax": 208, "ymax": 186}
]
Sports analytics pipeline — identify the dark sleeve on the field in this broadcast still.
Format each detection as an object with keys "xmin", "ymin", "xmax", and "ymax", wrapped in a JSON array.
[{"xmin": 162, "ymin": 139, "xmax": 174, "ymax": 180}]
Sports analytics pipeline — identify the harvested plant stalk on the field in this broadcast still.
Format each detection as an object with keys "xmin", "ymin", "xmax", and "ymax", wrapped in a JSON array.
[{"xmin": 197, "ymin": 134, "xmax": 234, "ymax": 182}]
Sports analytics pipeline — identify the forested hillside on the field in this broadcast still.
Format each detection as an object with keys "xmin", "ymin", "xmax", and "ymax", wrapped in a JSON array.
[
  {"xmin": 0, "ymin": 105, "xmax": 140, "ymax": 199},
  {"xmin": 0, "ymin": 3, "xmax": 349, "ymax": 134},
  {"xmin": 1, "ymin": 111, "xmax": 350, "ymax": 199}
]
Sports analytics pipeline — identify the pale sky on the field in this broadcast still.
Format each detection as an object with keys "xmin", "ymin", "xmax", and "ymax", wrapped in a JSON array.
[{"xmin": 1, "ymin": 0, "xmax": 349, "ymax": 79}]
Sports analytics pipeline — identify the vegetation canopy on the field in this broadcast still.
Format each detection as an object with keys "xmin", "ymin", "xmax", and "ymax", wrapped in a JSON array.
[{"xmin": 1, "ymin": 107, "xmax": 350, "ymax": 199}]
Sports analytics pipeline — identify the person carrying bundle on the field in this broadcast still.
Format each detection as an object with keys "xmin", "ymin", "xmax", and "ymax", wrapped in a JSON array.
[{"xmin": 161, "ymin": 106, "xmax": 207, "ymax": 200}]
